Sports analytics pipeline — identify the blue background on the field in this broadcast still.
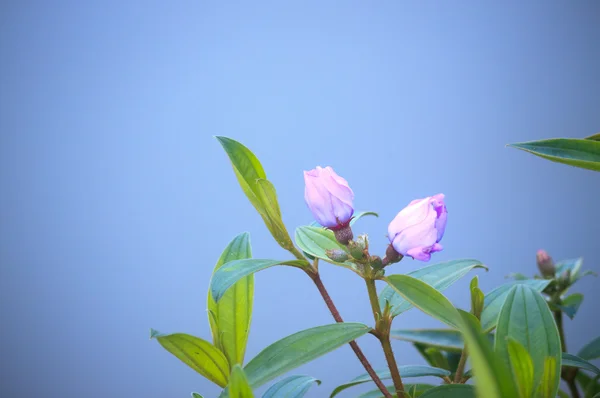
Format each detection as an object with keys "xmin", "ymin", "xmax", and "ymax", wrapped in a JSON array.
[{"xmin": 1, "ymin": 2, "xmax": 599, "ymax": 397}]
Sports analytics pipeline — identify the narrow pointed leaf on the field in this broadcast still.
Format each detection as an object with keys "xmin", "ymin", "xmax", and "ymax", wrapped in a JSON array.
[
  {"xmin": 390, "ymin": 329, "xmax": 465, "ymax": 352},
  {"xmin": 420, "ymin": 384, "xmax": 476, "ymax": 398},
  {"xmin": 229, "ymin": 365, "xmax": 254, "ymax": 398},
  {"xmin": 508, "ymin": 138, "xmax": 600, "ymax": 172},
  {"xmin": 556, "ymin": 293, "xmax": 584, "ymax": 319},
  {"xmin": 576, "ymin": 372, "xmax": 600, "ymax": 397},
  {"xmin": 330, "ymin": 365, "xmax": 450, "ymax": 397},
  {"xmin": 384, "ymin": 274, "xmax": 463, "ymax": 329},
  {"xmin": 555, "ymin": 258, "xmax": 583, "ymax": 282},
  {"xmin": 262, "ymin": 375, "xmax": 321, "ymax": 398},
  {"xmin": 480, "ymin": 279, "xmax": 551, "ymax": 332},
  {"xmin": 350, "ymin": 211, "xmax": 378, "ymax": 226},
  {"xmin": 207, "ymin": 233, "xmax": 253, "ymax": 366},
  {"xmin": 507, "ymin": 338, "xmax": 534, "ymax": 398},
  {"xmin": 494, "ymin": 285, "xmax": 561, "ymax": 398},
  {"xmin": 210, "ymin": 259, "xmax": 308, "ymax": 302},
  {"xmin": 243, "ymin": 323, "xmax": 370, "ymax": 389},
  {"xmin": 295, "ymin": 226, "xmax": 359, "ymax": 273},
  {"xmin": 536, "ymin": 357, "xmax": 558, "ymax": 398},
  {"xmin": 579, "ymin": 336, "xmax": 600, "ymax": 360},
  {"xmin": 216, "ymin": 136, "xmax": 296, "ymax": 252},
  {"xmin": 563, "ymin": 353, "xmax": 600, "ymax": 375},
  {"xmin": 359, "ymin": 384, "xmax": 434, "ymax": 398},
  {"xmin": 151, "ymin": 331, "xmax": 229, "ymax": 387},
  {"xmin": 458, "ymin": 311, "xmax": 518, "ymax": 398},
  {"xmin": 192, "ymin": 394, "xmax": 204, "ymax": 398},
  {"xmin": 379, "ymin": 259, "xmax": 486, "ymax": 317}
]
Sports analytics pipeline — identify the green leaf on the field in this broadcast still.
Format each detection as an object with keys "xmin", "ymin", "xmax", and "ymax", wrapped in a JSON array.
[
  {"xmin": 215, "ymin": 136, "xmax": 296, "ymax": 252},
  {"xmin": 390, "ymin": 329, "xmax": 465, "ymax": 352},
  {"xmin": 350, "ymin": 211, "xmax": 378, "ymax": 226},
  {"xmin": 243, "ymin": 323, "xmax": 370, "ymax": 389},
  {"xmin": 586, "ymin": 133, "xmax": 600, "ymax": 141},
  {"xmin": 379, "ymin": 259, "xmax": 486, "ymax": 317},
  {"xmin": 562, "ymin": 353, "xmax": 600, "ymax": 375},
  {"xmin": 210, "ymin": 258, "xmax": 308, "ymax": 302},
  {"xmin": 330, "ymin": 365, "xmax": 450, "ymax": 397},
  {"xmin": 458, "ymin": 311, "xmax": 518, "ymax": 398},
  {"xmin": 424, "ymin": 347, "xmax": 451, "ymax": 371},
  {"xmin": 494, "ymin": 285, "xmax": 561, "ymax": 398},
  {"xmin": 470, "ymin": 276, "xmax": 484, "ymax": 320},
  {"xmin": 508, "ymin": 138, "xmax": 600, "ymax": 172},
  {"xmin": 358, "ymin": 384, "xmax": 434, "ymax": 398},
  {"xmin": 262, "ymin": 375, "xmax": 321, "ymax": 398},
  {"xmin": 480, "ymin": 279, "xmax": 551, "ymax": 332},
  {"xmin": 384, "ymin": 274, "xmax": 463, "ymax": 329},
  {"xmin": 556, "ymin": 293, "xmax": 584, "ymax": 319},
  {"xmin": 207, "ymin": 233, "xmax": 253, "ymax": 366},
  {"xmin": 294, "ymin": 226, "xmax": 359, "ymax": 273},
  {"xmin": 419, "ymin": 384, "xmax": 476, "ymax": 398},
  {"xmin": 506, "ymin": 338, "xmax": 534, "ymax": 398},
  {"xmin": 536, "ymin": 357, "xmax": 557, "ymax": 398},
  {"xmin": 229, "ymin": 365, "xmax": 254, "ymax": 398},
  {"xmin": 555, "ymin": 258, "xmax": 583, "ymax": 282},
  {"xmin": 579, "ymin": 336, "xmax": 600, "ymax": 360},
  {"xmin": 191, "ymin": 394, "xmax": 204, "ymax": 398},
  {"xmin": 150, "ymin": 330, "xmax": 230, "ymax": 387},
  {"xmin": 576, "ymin": 373, "xmax": 600, "ymax": 398}
]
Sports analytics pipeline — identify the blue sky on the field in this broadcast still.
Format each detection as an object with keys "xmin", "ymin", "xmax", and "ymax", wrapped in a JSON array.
[{"xmin": 1, "ymin": 2, "xmax": 599, "ymax": 397}]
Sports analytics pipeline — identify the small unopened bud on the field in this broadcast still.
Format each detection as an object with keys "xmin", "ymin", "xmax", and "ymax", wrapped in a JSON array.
[
  {"xmin": 348, "ymin": 240, "xmax": 365, "ymax": 260},
  {"xmin": 325, "ymin": 249, "xmax": 349, "ymax": 262},
  {"xmin": 333, "ymin": 225, "xmax": 354, "ymax": 245},
  {"xmin": 356, "ymin": 234, "xmax": 368, "ymax": 251},
  {"xmin": 536, "ymin": 250, "xmax": 556, "ymax": 278},
  {"xmin": 382, "ymin": 244, "xmax": 403, "ymax": 267},
  {"xmin": 558, "ymin": 269, "xmax": 572, "ymax": 286},
  {"xmin": 370, "ymin": 255, "xmax": 383, "ymax": 270}
]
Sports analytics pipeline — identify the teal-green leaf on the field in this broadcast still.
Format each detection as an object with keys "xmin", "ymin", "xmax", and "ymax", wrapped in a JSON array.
[
  {"xmin": 207, "ymin": 233, "xmax": 253, "ymax": 366},
  {"xmin": 384, "ymin": 274, "xmax": 463, "ymax": 329},
  {"xmin": 330, "ymin": 365, "xmax": 450, "ymax": 397},
  {"xmin": 506, "ymin": 338, "xmax": 534, "ymax": 398},
  {"xmin": 562, "ymin": 353, "xmax": 600, "ymax": 375},
  {"xmin": 379, "ymin": 259, "xmax": 486, "ymax": 317},
  {"xmin": 350, "ymin": 211, "xmax": 378, "ymax": 226},
  {"xmin": 458, "ymin": 311, "xmax": 518, "ymax": 398},
  {"xmin": 229, "ymin": 365, "xmax": 254, "ymax": 398},
  {"xmin": 358, "ymin": 384, "xmax": 434, "ymax": 398},
  {"xmin": 494, "ymin": 285, "xmax": 561, "ymax": 398},
  {"xmin": 419, "ymin": 384, "xmax": 476, "ymax": 398},
  {"xmin": 262, "ymin": 375, "xmax": 321, "ymax": 398},
  {"xmin": 480, "ymin": 279, "xmax": 551, "ymax": 332},
  {"xmin": 556, "ymin": 293, "xmax": 584, "ymax": 319},
  {"xmin": 576, "ymin": 372, "xmax": 600, "ymax": 398},
  {"xmin": 243, "ymin": 323, "xmax": 370, "ymax": 389},
  {"xmin": 210, "ymin": 258, "xmax": 308, "ymax": 302},
  {"xmin": 579, "ymin": 336, "xmax": 600, "ymax": 360},
  {"xmin": 508, "ymin": 138, "xmax": 600, "ymax": 172},
  {"xmin": 191, "ymin": 394, "xmax": 204, "ymax": 398},
  {"xmin": 555, "ymin": 257, "xmax": 583, "ymax": 282},
  {"xmin": 390, "ymin": 329, "xmax": 464, "ymax": 352},
  {"xmin": 294, "ymin": 226, "xmax": 359, "ymax": 273},
  {"xmin": 151, "ymin": 331, "xmax": 230, "ymax": 387}
]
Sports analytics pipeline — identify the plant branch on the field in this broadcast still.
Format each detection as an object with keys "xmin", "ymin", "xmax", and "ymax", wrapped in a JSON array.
[
  {"xmin": 365, "ymin": 278, "xmax": 406, "ymax": 397},
  {"xmin": 453, "ymin": 347, "xmax": 469, "ymax": 383},
  {"xmin": 310, "ymin": 271, "xmax": 392, "ymax": 398},
  {"xmin": 553, "ymin": 299, "xmax": 579, "ymax": 398}
]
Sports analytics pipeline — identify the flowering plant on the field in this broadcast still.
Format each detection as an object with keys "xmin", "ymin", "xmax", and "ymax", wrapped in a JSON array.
[{"xmin": 151, "ymin": 136, "xmax": 599, "ymax": 398}]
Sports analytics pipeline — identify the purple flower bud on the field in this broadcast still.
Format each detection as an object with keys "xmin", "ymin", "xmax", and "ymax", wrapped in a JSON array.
[
  {"xmin": 536, "ymin": 250, "xmax": 555, "ymax": 278},
  {"xmin": 304, "ymin": 166, "xmax": 354, "ymax": 230},
  {"xmin": 388, "ymin": 194, "xmax": 447, "ymax": 262}
]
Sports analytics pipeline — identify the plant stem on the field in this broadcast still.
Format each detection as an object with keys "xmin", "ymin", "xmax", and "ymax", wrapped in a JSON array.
[
  {"xmin": 365, "ymin": 278, "xmax": 406, "ymax": 397},
  {"xmin": 310, "ymin": 272, "xmax": 392, "ymax": 398},
  {"xmin": 453, "ymin": 347, "xmax": 468, "ymax": 383},
  {"xmin": 553, "ymin": 301, "xmax": 580, "ymax": 398}
]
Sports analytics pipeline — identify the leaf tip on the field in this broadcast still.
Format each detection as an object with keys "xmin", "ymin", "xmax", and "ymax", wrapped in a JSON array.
[{"xmin": 150, "ymin": 328, "xmax": 163, "ymax": 339}]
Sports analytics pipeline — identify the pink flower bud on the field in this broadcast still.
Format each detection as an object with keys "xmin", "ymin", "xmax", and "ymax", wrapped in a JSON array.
[
  {"xmin": 388, "ymin": 194, "xmax": 447, "ymax": 262},
  {"xmin": 304, "ymin": 166, "xmax": 354, "ymax": 230},
  {"xmin": 536, "ymin": 249, "xmax": 555, "ymax": 277}
]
